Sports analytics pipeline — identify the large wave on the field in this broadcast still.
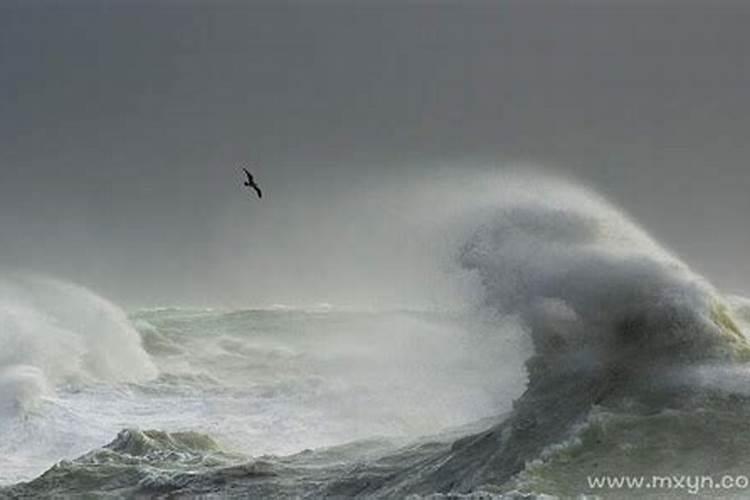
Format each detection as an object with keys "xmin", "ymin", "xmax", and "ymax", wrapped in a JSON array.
[
  {"xmin": 324, "ymin": 175, "xmax": 750, "ymax": 497},
  {"xmin": 0, "ymin": 275, "xmax": 157, "ymax": 415},
  {"xmin": 458, "ymin": 176, "xmax": 749, "ymax": 375}
]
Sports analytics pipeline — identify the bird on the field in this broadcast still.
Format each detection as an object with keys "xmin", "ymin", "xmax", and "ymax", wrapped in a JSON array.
[{"xmin": 242, "ymin": 167, "xmax": 263, "ymax": 199}]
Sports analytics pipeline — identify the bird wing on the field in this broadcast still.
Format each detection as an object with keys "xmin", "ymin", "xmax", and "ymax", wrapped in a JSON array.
[
  {"xmin": 242, "ymin": 167, "xmax": 253, "ymax": 181},
  {"xmin": 253, "ymin": 184, "xmax": 263, "ymax": 198}
]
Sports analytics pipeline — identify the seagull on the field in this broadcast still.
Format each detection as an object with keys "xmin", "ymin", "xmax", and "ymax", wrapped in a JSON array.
[{"xmin": 242, "ymin": 168, "xmax": 263, "ymax": 199}]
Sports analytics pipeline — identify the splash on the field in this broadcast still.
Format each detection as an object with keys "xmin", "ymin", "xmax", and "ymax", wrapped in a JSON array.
[
  {"xmin": 455, "ymin": 175, "xmax": 750, "ymax": 375},
  {"xmin": 0, "ymin": 274, "xmax": 157, "ymax": 414}
]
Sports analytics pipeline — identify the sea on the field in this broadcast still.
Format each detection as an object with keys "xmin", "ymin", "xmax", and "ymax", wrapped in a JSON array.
[{"xmin": 3, "ymin": 177, "xmax": 750, "ymax": 499}]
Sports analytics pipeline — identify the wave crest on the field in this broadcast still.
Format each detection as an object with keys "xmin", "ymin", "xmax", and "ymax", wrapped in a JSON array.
[
  {"xmin": 0, "ymin": 275, "xmax": 157, "ymax": 414},
  {"xmin": 458, "ymin": 178, "xmax": 750, "ymax": 381}
]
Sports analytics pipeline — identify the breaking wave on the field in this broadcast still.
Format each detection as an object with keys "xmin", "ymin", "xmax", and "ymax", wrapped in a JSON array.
[{"xmin": 0, "ymin": 275, "xmax": 157, "ymax": 415}]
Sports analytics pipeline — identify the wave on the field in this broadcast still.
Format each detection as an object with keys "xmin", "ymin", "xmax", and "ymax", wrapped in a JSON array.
[
  {"xmin": 0, "ymin": 275, "xmax": 160, "ymax": 484},
  {"xmin": 353, "ymin": 177, "xmax": 750, "ymax": 496},
  {"xmin": 460, "ymin": 177, "xmax": 749, "ymax": 371},
  {"xmin": 2, "ymin": 429, "xmax": 252, "ymax": 499},
  {"xmin": 0, "ymin": 275, "xmax": 157, "ymax": 414},
  {"xmin": 4, "ymin": 174, "xmax": 750, "ymax": 498}
]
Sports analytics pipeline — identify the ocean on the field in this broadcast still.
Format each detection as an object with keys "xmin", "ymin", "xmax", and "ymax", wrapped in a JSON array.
[{"xmin": 3, "ymin": 177, "xmax": 750, "ymax": 498}]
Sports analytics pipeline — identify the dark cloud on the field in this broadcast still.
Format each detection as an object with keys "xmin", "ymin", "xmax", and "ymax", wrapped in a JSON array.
[{"xmin": 2, "ymin": 2, "xmax": 749, "ymax": 306}]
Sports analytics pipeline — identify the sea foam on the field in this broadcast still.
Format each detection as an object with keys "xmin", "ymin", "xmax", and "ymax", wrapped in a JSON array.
[{"xmin": 0, "ymin": 275, "xmax": 157, "ymax": 414}]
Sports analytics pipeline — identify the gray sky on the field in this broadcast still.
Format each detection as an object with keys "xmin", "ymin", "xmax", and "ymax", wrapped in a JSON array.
[{"xmin": 2, "ymin": 1, "xmax": 750, "ymax": 308}]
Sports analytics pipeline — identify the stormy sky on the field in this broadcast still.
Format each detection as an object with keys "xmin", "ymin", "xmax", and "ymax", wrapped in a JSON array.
[{"xmin": 2, "ymin": 1, "xmax": 750, "ymax": 308}]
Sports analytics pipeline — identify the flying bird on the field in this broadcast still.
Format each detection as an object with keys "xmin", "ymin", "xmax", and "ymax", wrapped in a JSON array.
[{"xmin": 242, "ymin": 168, "xmax": 263, "ymax": 199}]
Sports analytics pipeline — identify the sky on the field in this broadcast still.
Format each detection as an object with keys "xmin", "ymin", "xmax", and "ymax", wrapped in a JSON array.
[{"xmin": 2, "ymin": 1, "xmax": 750, "ymax": 308}]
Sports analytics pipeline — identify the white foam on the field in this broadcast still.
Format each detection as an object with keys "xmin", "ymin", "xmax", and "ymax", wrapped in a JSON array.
[
  {"xmin": 0, "ymin": 275, "xmax": 157, "ymax": 411},
  {"xmin": 453, "ymin": 174, "xmax": 734, "ymax": 372}
]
